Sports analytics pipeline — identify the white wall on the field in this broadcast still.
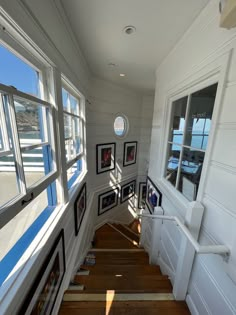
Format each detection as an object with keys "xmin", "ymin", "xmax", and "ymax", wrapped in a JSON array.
[
  {"xmin": 148, "ymin": 1, "xmax": 236, "ymax": 314},
  {"xmin": 87, "ymin": 77, "xmax": 153, "ymax": 224}
]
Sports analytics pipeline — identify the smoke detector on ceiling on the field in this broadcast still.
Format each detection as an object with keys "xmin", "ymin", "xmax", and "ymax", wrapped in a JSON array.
[{"xmin": 123, "ymin": 25, "xmax": 136, "ymax": 35}]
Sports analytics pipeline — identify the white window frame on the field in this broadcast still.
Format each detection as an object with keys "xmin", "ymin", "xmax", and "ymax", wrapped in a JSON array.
[
  {"xmin": 0, "ymin": 21, "xmax": 59, "ymax": 229},
  {"xmin": 164, "ymin": 84, "xmax": 217, "ymax": 200},
  {"xmin": 61, "ymin": 76, "xmax": 86, "ymax": 189},
  {"xmin": 160, "ymin": 52, "xmax": 231, "ymax": 204}
]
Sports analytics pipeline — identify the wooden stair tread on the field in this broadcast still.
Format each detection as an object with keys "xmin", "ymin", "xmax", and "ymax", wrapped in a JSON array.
[
  {"xmin": 112, "ymin": 223, "xmax": 140, "ymax": 243},
  {"xmin": 66, "ymin": 288, "xmax": 172, "ymax": 293},
  {"xmin": 59, "ymin": 222, "xmax": 190, "ymax": 315},
  {"xmin": 79, "ymin": 264, "xmax": 162, "ymax": 275},
  {"xmin": 59, "ymin": 301, "xmax": 190, "ymax": 315},
  {"xmin": 94, "ymin": 240, "xmax": 138, "ymax": 249},
  {"xmin": 72, "ymin": 275, "xmax": 172, "ymax": 291}
]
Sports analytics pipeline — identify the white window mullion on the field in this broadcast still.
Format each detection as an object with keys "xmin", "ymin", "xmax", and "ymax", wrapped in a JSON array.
[
  {"xmin": 175, "ymin": 95, "xmax": 191, "ymax": 190},
  {"xmin": 52, "ymin": 69, "xmax": 68, "ymax": 204},
  {"xmin": 7, "ymin": 94, "xmax": 27, "ymax": 194},
  {"xmin": 0, "ymin": 95, "xmax": 10, "ymax": 152}
]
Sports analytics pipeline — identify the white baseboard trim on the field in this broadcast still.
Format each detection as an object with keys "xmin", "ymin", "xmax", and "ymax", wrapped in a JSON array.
[{"xmin": 186, "ymin": 294, "xmax": 200, "ymax": 315}]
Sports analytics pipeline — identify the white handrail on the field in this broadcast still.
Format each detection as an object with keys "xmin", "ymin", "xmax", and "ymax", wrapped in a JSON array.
[{"xmin": 139, "ymin": 214, "xmax": 230, "ymax": 257}]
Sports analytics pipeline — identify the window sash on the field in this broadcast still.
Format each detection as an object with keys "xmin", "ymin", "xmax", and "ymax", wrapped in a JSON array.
[{"xmin": 0, "ymin": 83, "xmax": 59, "ymax": 228}]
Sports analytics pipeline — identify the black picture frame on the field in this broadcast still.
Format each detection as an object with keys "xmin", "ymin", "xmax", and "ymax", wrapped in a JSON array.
[
  {"xmin": 96, "ymin": 142, "xmax": 116, "ymax": 174},
  {"xmin": 146, "ymin": 176, "xmax": 162, "ymax": 213},
  {"xmin": 98, "ymin": 188, "xmax": 119, "ymax": 216},
  {"xmin": 74, "ymin": 182, "xmax": 86, "ymax": 236},
  {"xmin": 123, "ymin": 141, "xmax": 137, "ymax": 167},
  {"xmin": 138, "ymin": 182, "xmax": 147, "ymax": 209},
  {"xmin": 120, "ymin": 180, "xmax": 136, "ymax": 203},
  {"xmin": 18, "ymin": 230, "xmax": 66, "ymax": 315}
]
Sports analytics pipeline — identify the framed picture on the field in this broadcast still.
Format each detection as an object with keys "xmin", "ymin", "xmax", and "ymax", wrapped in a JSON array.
[
  {"xmin": 138, "ymin": 182, "xmax": 147, "ymax": 209},
  {"xmin": 18, "ymin": 230, "xmax": 66, "ymax": 315},
  {"xmin": 123, "ymin": 141, "xmax": 137, "ymax": 167},
  {"xmin": 96, "ymin": 143, "xmax": 116, "ymax": 174},
  {"xmin": 146, "ymin": 176, "xmax": 162, "ymax": 213},
  {"xmin": 74, "ymin": 182, "xmax": 86, "ymax": 236},
  {"xmin": 98, "ymin": 188, "xmax": 119, "ymax": 216},
  {"xmin": 121, "ymin": 180, "xmax": 136, "ymax": 203}
]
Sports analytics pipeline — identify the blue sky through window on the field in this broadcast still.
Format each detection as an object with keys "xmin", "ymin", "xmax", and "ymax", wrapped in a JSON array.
[{"xmin": 0, "ymin": 44, "xmax": 39, "ymax": 96}]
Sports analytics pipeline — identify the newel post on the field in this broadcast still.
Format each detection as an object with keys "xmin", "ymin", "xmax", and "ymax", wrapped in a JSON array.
[
  {"xmin": 173, "ymin": 201, "xmax": 204, "ymax": 300},
  {"xmin": 149, "ymin": 206, "xmax": 164, "ymax": 264}
]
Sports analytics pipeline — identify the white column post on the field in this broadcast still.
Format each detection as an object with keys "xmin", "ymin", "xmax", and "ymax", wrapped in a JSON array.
[
  {"xmin": 139, "ymin": 208, "xmax": 149, "ymax": 249},
  {"xmin": 149, "ymin": 206, "xmax": 164, "ymax": 265},
  {"xmin": 173, "ymin": 201, "xmax": 204, "ymax": 300}
]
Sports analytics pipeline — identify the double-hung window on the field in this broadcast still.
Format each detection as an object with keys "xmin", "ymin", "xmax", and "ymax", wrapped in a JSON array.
[
  {"xmin": 165, "ymin": 83, "xmax": 218, "ymax": 201},
  {"xmin": 0, "ymin": 36, "xmax": 58, "ymax": 268},
  {"xmin": 62, "ymin": 79, "xmax": 85, "ymax": 190}
]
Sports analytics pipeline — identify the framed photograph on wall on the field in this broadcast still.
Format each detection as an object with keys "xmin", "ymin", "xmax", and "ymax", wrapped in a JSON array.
[
  {"xmin": 18, "ymin": 230, "xmax": 66, "ymax": 315},
  {"xmin": 120, "ymin": 180, "xmax": 136, "ymax": 203},
  {"xmin": 146, "ymin": 176, "xmax": 162, "ymax": 213},
  {"xmin": 98, "ymin": 188, "xmax": 119, "ymax": 216},
  {"xmin": 96, "ymin": 143, "xmax": 116, "ymax": 174},
  {"xmin": 138, "ymin": 182, "xmax": 147, "ymax": 209},
  {"xmin": 74, "ymin": 182, "xmax": 86, "ymax": 236},
  {"xmin": 123, "ymin": 141, "xmax": 137, "ymax": 167}
]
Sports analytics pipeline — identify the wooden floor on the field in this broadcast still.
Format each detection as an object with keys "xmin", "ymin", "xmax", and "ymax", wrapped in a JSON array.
[{"xmin": 59, "ymin": 222, "xmax": 190, "ymax": 315}]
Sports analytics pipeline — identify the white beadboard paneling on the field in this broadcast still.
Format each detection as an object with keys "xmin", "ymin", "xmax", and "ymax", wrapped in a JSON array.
[
  {"xmin": 211, "ymin": 127, "xmax": 236, "ymax": 168},
  {"xmin": 164, "ymin": 220, "xmax": 181, "ymax": 251},
  {"xmin": 202, "ymin": 194, "xmax": 236, "ymax": 246},
  {"xmin": 90, "ymin": 77, "xmax": 142, "ymax": 105},
  {"xmin": 205, "ymin": 165, "xmax": 236, "ymax": 215},
  {"xmin": 189, "ymin": 255, "xmax": 236, "ymax": 315},
  {"xmin": 187, "ymin": 283, "xmax": 211, "ymax": 315},
  {"xmin": 220, "ymin": 84, "xmax": 236, "ymax": 123},
  {"xmin": 159, "ymin": 240, "xmax": 175, "ymax": 271},
  {"xmin": 161, "ymin": 224, "xmax": 179, "ymax": 270}
]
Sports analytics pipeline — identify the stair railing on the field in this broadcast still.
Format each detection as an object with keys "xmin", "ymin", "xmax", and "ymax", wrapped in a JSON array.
[
  {"xmin": 138, "ymin": 204, "xmax": 231, "ymax": 301},
  {"xmin": 138, "ymin": 213, "xmax": 230, "ymax": 257}
]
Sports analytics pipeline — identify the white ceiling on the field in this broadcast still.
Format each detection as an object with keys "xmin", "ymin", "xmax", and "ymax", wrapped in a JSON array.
[{"xmin": 60, "ymin": 0, "xmax": 210, "ymax": 93}]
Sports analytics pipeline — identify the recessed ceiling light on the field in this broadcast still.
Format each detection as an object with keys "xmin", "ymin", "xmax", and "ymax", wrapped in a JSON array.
[
  {"xmin": 123, "ymin": 25, "xmax": 136, "ymax": 35},
  {"xmin": 120, "ymin": 73, "xmax": 125, "ymax": 77}
]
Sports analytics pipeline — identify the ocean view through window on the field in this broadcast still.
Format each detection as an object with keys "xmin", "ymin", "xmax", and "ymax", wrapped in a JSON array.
[{"xmin": 165, "ymin": 83, "xmax": 218, "ymax": 201}]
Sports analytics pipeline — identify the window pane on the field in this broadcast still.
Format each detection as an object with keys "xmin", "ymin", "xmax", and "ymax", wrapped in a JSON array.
[
  {"xmin": 0, "ymin": 44, "xmax": 39, "ymax": 97},
  {"xmin": 22, "ymin": 145, "xmax": 54, "ymax": 187},
  {"xmin": 65, "ymin": 139, "xmax": 74, "ymax": 162},
  {"xmin": 67, "ymin": 160, "xmax": 82, "ymax": 189},
  {"xmin": 114, "ymin": 116, "xmax": 127, "ymax": 137},
  {"xmin": 64, "ymin": 113, "xmax": 72, "ymax": 139},
  {"xmin": 14, "ymin": 97, "xmax": 47, "ymax": 146},
  {"xmin": 165, "ymin": 144, "xmax": 181, "ymax": 187},
  {"xmin": 169, "ymin": 97, "xmax": 188, "ymax": 144},
  {"xmin": 0, "ymin": 154, "xmax": 20, "ymax": 206},
  {"xmin": 62, "ymin": 88, "xmax": 68, "ymax": 111},
  {"xmin": 178, "ymin": 148, "xmax": 205, "ymax": 201},
  {"xmin": 70, "ymin": 94, "xmax": 79, "ymax": 115},
  {"xmin": 64, "ymin": 114, "xmax": 81, "ymax": 161},
  {"xmin": 184, "ymin": 84, "xmax": 217, "ymax": 149}
]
